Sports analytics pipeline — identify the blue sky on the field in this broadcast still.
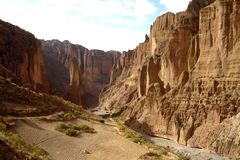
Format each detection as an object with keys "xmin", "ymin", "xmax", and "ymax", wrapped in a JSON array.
[{"xmin": 0, "ymin": 0, "xmax": 190, "ymax": 51}]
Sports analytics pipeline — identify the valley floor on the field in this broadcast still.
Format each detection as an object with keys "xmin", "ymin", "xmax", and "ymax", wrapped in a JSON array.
[
  {"xmin": 12, "ymin": 118, "xmax": 148, "ymax": 160},
  {"xmin": 11, "ymin": 115, "xmax": 230, "ymax": 160}
]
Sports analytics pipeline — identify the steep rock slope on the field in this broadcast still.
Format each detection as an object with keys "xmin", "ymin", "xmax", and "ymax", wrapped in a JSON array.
[
  {"xmin": 42, "ymin": 40, "xmax": 120, "ymax": 107},
  {"xmin": 0, "ymin": 19, "xmax": 48, "ymax": 92},
  {"xmin": 99, "ymin": 0, "xmax": 240, "ymax": 158},
  {"xmin": 0, "ymin": 76, "xmax": 75, "ymax": 116}
]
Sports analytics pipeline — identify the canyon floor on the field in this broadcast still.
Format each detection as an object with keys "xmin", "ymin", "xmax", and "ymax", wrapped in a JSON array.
[
  {"xmin": 12, "ymin": 118, "xmax": 148, "ymax": 160},
  {"xmin": 11, "ymin": 112, "xmax": 229, "ymax": 160}
]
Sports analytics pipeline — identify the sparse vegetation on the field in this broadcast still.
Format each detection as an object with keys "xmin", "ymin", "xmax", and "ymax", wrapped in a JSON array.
[
  {"xmin": 41, "ymin": 105, "xmax": 104, "ymax": 123},
  {"xmin": 138, "ymin": 152, "xmax": 164, "ymax": 160},
  {"xmin": 0, "ymin": 76, "xmax": 80, "ymax": 117},
  {"xmin": 0, "ymin": 117, "xmax": 50, "ymax": 160},
  {"xmin": 0, "ymin": 131, "xmax": 50, "ymax": 160},
  {"xmin": 55, "ymin": 122, "xmax": 96, "ymax": 137},
  {"xmin": 0, "ymin": 122, "xmax": 7, "ymax": 131},
  {"xmin": 118, "ymin": 123, "xmax": 145, "ymax": 144},
  {"xmin": 110, "ymin": 106, "xmax": 124, "ymax": 118},
  {"xmin": 115, "ymin": 118, "xmax": 175, "ymax": 159},
  {"xmin": 177, "ymin": 153, "xmax": 191, "ymax": 160},
  {"xmin": 115, "ymin": 119, "xmax": 190, "ymax": 160}
]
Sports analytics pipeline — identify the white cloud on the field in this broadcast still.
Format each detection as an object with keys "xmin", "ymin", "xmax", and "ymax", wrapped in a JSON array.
[
  {"xmin": 160, "ymin": 0, "xmax": 191, "ymax": 13},
  {"xmin": 0, "ymin": 0, "xmax": 157, "ymax": 51}
]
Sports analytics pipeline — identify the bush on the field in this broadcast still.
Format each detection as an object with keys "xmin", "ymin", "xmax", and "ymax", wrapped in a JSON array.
[
  {"xmin": 0, "ymin": 122, "xmax": 7, "ymax": 131},
  {"xmin": 138, "ymin": 152, "xmax": 164, "ymax": 160},
  {"xmin": 65, "ymin": 128, "xmax": 79, "ymax": 136},
  {"xmin": 55, "ymin": 123, "xmax": 96, "ymax": 137},
  {"xmin": 177, "ymin": 153, "xmax": 191, "ymax": 160},
  {"xmin": 75, "ymin": 125, "xmax": 96, "ymax": 134}
]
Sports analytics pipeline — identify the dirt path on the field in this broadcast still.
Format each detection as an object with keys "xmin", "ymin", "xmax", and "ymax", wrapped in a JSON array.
[{"xmin": 13, "ymin": 118, "xmax": 148, "ymax": 160}]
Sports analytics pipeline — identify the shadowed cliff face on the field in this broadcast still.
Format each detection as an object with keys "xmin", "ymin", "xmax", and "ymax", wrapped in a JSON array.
[
  {"xmin": 99, "ymin": 0, "xmax": 240, "ymax": 158},
  {"xmin": 42, "ymin": 40, "xmax": 120, "ymax": 107},
  {"xmin": 0, "ymin": 19, "xmax": 48, "ymax": 92}
]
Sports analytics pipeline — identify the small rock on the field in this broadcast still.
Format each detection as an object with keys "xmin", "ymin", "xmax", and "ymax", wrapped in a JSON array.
[{"xmin": 83, "ymin": 149, "xmax": 90, "ymax": 154}]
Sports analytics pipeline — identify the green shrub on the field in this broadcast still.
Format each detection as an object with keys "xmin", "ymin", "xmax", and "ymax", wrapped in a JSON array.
[
  {"xmin": 118, "ymin": 123, "xmax": 145, "ymax": 144},
  {"xmin": 75, "ymin": 125, "xmax": 96, "ymax": 133},
  {"xmin": 138, "ymin": 152, "xmax": 164, "ymax": 160},
  {"xmin": 0, "ymin": 122, "xmax": 7, "ymax": 131},
  {"xmin": 65, "ymin": 128, "xmax": 79, "ymax": 136},
  {"xmin": 177, "ymin": 153, "xmax": 191, "ymax": 160},
  {"xmin": 55, "ymin": 123, "xmax": 96, "ymax": 137}
]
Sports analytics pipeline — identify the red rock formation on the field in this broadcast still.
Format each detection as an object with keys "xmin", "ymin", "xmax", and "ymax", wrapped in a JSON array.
[
  {"xmin": 0, "ymin": 19, "xmax": 48, "ymax": 92},
  {"xmin": 99, "ymin": 0, "xmax": 240, "ymax": 158},
  {"xmin": 42, "ymin": 40, "xmax": 120, "ymax": 107},
  {"xmin": 65, "ymin": 58, "xmax": 85, "ymax": 105}
]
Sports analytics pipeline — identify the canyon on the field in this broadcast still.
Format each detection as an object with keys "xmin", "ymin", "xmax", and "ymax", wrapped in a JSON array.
[
  {"xmin": 0, "ymin": 21, "xmax": 119, "ymax": 107},
  {"xmin": 0, "ymin": 0, "xmax": 240, "ymax": 159}
]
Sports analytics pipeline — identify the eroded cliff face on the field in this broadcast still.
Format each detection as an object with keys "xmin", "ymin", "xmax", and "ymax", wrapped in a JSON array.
[
  {"xmin": 99, "ymin": 0, "xmax": 240, "ymax": 158},
  {"xmin": 42, "ymin": 40, "xmax": 120, "ymax": 107},
  {"xmin": 0, "ymin": 19, "xmax": 48, "ymax": 92},
  {"xmin": 66, "ymin": 58, "xmax": 85, "ymax": 105}
]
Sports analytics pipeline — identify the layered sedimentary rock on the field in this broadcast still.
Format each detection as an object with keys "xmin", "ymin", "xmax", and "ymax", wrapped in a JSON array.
[
  {"xmin": 99, "ymin": 0, "xmax": 240, "ymax": 158},
  {"xmin": 0, "ymin": 19, "xmax": 48, "ymax": 92},
  {"xmin": 42, "ymin": 40, "xmax": 119, "ymax": 106}
]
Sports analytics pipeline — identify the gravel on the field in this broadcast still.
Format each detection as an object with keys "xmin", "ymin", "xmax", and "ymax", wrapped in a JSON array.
[{"xmin": 145, "ymin": 135, "xmax": 229, "ymax": 160}]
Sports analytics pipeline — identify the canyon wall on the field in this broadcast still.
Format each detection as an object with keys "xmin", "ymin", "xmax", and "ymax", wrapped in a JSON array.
[
  {"xmin": 42, "ymin": 40, "xmax": 120, "ymax": 107},
  {"xmin": 99, "ymin": 0, "xmax": 240, "ymax": 158},
  {"xmin": 0, "ymin": 19, "xmax": 48, "ymax": 92}
]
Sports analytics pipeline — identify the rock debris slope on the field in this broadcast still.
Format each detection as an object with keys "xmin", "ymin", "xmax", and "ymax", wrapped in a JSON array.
[{"xmin": 99, "ymin": 0, "xmax": 240, "ymax": 158}]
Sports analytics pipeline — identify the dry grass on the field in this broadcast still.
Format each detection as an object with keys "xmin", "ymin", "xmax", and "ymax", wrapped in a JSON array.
[
  {"xmin": 0, "ymin": 76, "xmax": 81, "ymax": 117},
  {"xmin": 114, "ymin": 118, "xmax": 177, "ymax": 160},
  {"xmin": 115, "ymin": 119, "xmax": 191, "ymax": 160}
]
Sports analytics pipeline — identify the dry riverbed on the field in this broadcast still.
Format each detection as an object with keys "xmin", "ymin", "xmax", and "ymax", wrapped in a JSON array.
[{"xmin": 146, "ymin": 135, "xmax": 229, "ymax": 160}]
